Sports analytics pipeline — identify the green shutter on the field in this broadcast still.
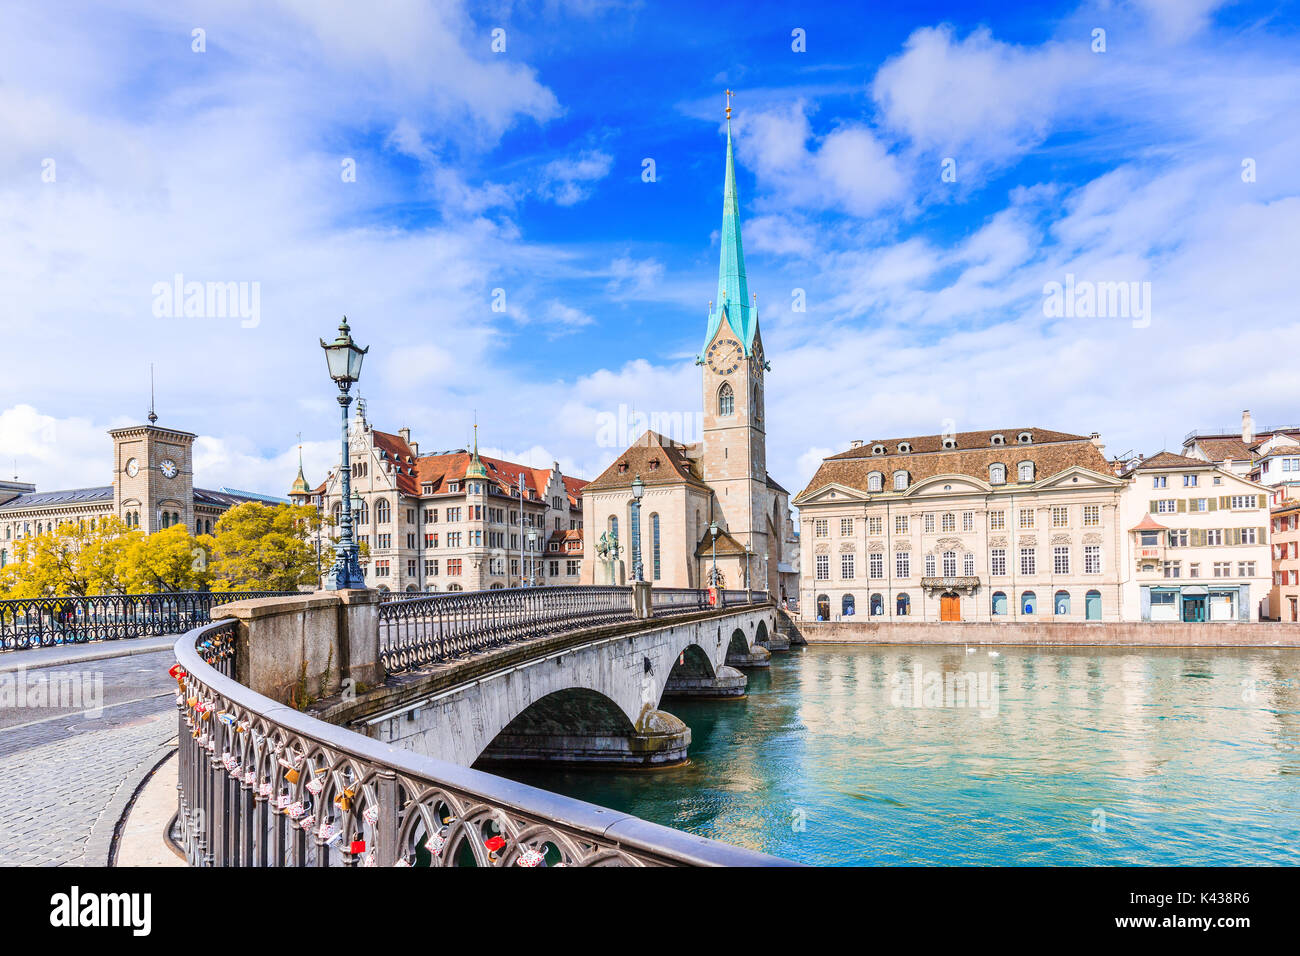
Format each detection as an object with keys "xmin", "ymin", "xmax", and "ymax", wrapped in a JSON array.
[
  {"xmin": 1230, "ymin": 528, "xmax": 1241, "ymax": 545},
  {"xmin": 1219, "ymin": 496, "xmax": 1230, "ymax": 509},
  {"xmin": 1208, "ymin": 498, "xmax": 1217, "ymax": 511},
  {"xmin": 1191, "ymin": 529, "xmax": 1203, "ymax": 547},
  {"xmin": 1149, "ymin": 499, "xmax": 1158, "ymax": 513},
  {"xmin": 1177, "ymin": 499, "xmax": 1187, "ymax": 513},
  {"xmin": 1259, "ymin": 494, "xmax": 1268, "ymax": 509},
  {"xmin": 1260, "ymin": 526, "xmax": 1267, "ymax": 543}
]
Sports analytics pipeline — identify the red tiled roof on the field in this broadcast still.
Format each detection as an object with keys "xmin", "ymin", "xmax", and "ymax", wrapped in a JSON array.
[
  {"xmin": 827, "ymin": 426, "xmax": 1092, "ymax": 461},
  {"xmin": 1132, "ymin": 451, "xmax": 1210, "ymax": 470},
  {"xmin": 1188, "ymin": 438, "xmax": 1252, "ymax": 462},
  {"xmin": 584, "ymin": 430, "xmax": 708, "ymax": 492},
  {"xmin": 1130, "ymin": 513, "xmax": 1169, "ymax": 532}
]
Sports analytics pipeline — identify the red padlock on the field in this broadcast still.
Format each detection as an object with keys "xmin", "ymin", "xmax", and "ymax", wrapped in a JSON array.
[
  {"xmin": 169, "ymin": 664, "xmax": 186, "ymax": 680},
  {"xmin": 349, "ymin": 839, "xmax": 366, "ymax": 855}
]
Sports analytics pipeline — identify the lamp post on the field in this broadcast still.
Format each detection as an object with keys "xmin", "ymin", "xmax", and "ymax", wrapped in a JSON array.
[
  {"xmin": 526, "ymin": 528, "xmax": 538, "ymax": 586},
  {"xmin": 320, "ymin": 317, "xmax": 369, "ymax": 590},
  {"xmin": 709, "ymin": 521, "xmax": 719, "ymax": 588},
  {"xmin": 630, "ymin": 476, "xmax": 645, "ymax": 583}
]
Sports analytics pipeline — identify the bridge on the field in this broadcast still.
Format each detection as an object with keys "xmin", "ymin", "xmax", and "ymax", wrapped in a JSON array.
[{"xmin": 171, "ymin": 584, "xmax": 797, "ymax": 867}]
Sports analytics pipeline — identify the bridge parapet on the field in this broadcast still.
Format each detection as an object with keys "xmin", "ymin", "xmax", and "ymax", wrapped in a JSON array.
[{"xmin": 172, "ymin": 615, "xmax": 793, "ymax": 867}]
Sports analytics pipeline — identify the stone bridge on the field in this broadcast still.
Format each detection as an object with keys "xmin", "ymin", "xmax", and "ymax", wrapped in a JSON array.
[{"xmin": 350, "ymin": 604, "xmax": 776, "ymax": 768}]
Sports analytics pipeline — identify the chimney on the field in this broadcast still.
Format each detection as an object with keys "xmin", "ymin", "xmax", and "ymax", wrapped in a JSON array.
[
  {"xmin": 850, "ymin": 439, "xmax": 864, "ymax": 449},
  {"xmin": 398, "ymin": 426, "xmax": 411, "ymax": 446},
  {"xmin": 1089, "ymin": 431, "xmax": 1104, "ymax": 452},
  {"xmin": 1242, "ymin": 410, "xmax": 1254, "ymax": 445},
  {"xmin": 409, "ymin": 441, "xmax": 419, "ymax": 457}
]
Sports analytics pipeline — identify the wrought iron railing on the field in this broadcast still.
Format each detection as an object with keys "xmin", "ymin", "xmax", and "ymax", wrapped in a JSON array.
[
  {"xmin": 174, "ymin": 619, "xmax": 792, "ymax": 867},
  {"xmin": 0, "ymin": 590, "xmax": 301, "ymax": 651},
  {"xmin": 649, "ymin": 588, "xmax": 709, "ymax": 613}
]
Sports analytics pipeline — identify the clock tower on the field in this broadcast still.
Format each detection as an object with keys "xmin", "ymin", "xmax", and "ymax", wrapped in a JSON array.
[
  {"xmin": 110, "ymin": 412, "xmax": 197, "ymax": 534},
  {"xmin": 699, "ymin": 96, "xmax": 770, "ymax": 579}
]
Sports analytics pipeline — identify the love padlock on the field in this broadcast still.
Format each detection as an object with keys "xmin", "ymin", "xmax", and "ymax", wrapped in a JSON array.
[
  {"xmin": 169, "ymin": 664, "xmax": 186, "ymax": 681},
  {"xmin": 334, "ymin": 786, "xmax": 355, "ymax": 812},
  {"xmin": 362, "ymin": 805, "xmax": 379, "ymax": 827}
]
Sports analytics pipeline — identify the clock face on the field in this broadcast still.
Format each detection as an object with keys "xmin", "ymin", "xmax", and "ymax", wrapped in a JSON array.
[
  {"xmin": 160, "ymin": 459, "xmax": 178, "ymax": 479},
  {"xmin": 706, "ymin": 337, "xmax": 741, "ymax": 375},
  {"xmin": 125, "ymin": 457, "xmax": 139, "ymax": 478}
]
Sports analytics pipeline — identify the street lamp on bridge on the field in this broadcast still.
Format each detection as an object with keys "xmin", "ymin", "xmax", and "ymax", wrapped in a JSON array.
[
  {"xmin": 320, "ymin": 316, "xmax": 369, "ymax": 591},
  {"xmin": 630, "ymin": 475, "xmax": 645, "ymax": 583}
]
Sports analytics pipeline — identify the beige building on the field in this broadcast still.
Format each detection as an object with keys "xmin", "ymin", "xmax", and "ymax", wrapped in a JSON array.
[
  {"xmin": 579, "ymin": 112, "xmax": 799, "ymax": 599},
  {"xmin": 793, "ymin": 427, "xmax": 1126, "ymax": 622},
  {"xmin": 291, "ymin": 403, "xmax": 586, "ymax": 592},
  {"xmin": 1119, "ymin": 452, "xmax": 1271, "ymax": 621},
  {"xmin": 1267, "ymin": 486, "xmax": 1300, "ymax": 622},
  {"xmin": 0, "ymin": 413, "xmax": 272, "ymax": 568}
]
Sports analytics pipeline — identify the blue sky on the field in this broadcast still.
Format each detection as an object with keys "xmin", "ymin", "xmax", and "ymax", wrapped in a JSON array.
[{"xmin": 1, "ymin": 0, "xmax": 1298, "ymax": 501}]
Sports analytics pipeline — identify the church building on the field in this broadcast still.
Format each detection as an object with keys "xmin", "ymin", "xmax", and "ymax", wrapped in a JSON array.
[{"xmin": 580, "ymin": 103, "xmax": 800, "ymax": 600}]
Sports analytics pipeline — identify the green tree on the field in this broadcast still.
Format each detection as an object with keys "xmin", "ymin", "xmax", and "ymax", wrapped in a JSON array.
[{"xmin": 205, "ymin": 502, "xmax": 321, "ymax": 591}]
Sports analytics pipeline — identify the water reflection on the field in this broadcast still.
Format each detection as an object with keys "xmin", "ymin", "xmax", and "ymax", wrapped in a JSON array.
[{"xmin": 497, "ymin": 644, "xmax": 1300, "ymax": 865}]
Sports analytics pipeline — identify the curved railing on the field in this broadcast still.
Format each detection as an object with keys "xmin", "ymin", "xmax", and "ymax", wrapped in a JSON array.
[
  {"xmin": 0, "ymin": 590, "xmax": 301, "ymax": 651},
  {"xmin": 174, "ymin": 618, "xmax": 793, "ymax": 867}
]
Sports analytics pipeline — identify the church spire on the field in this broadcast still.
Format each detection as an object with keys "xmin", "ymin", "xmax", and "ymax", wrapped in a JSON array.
[
  {"xmin": 701, "ymin": 90, "xmax": 755, "ymax": 358},
  {"xmin": 466, "ymin": 421, "xmax": 489, "ymax": 479},
  {"xmin": 290, "ymin": 432, "xmax": 310, "ymax": 495}
]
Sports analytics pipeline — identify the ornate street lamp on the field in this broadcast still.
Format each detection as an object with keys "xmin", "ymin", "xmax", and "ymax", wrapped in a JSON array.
[
  {"xmin": 320, "ymin": 317, "xmax": 369, "ymax": 590},
  {"xmin": 525, "ymin": 528, "xmax": 539, "ymax": 586},
  {"xmin": 709, "ymin": 520, "xmax": 719, "ymax": 588},
  {"xmin": 629, "ymin": 476, "xmax": 645, "ymax": 583}
]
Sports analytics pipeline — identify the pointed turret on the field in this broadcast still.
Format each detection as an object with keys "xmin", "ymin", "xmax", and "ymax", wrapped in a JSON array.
[
  {"xmin": 290, "ymin": 438, "xmax": 311, "ymax": 496},
  {"xmin": 701, "ymin": 91, "xmax": 756, "ymax": 358},
  {"xmin": 466, "ymin": 424, "xmax": 489, "ymax": 479}
]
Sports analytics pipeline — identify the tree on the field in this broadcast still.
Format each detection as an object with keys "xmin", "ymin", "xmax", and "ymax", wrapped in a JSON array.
[
  {"xmin": 204, "ymin": 502, "xmax": 322, "ymax": 592},
  {"xmin": 0, "ymin": 517, "xmax": 139, "ymax": 598},
  {"xmin": 117, "ymin": 524, "xmax": 212, "ymax": 593}
]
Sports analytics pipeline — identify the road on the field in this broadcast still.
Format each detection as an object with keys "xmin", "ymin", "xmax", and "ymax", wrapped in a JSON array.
[{"xmin": 0, "ymin": 643, "xmax": 177, "ymax": 865}]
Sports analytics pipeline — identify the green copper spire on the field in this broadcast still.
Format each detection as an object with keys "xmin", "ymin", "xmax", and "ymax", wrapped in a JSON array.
[
  {"xmin": 466, "ymin": 423, "xmax": 488, "ymax": 479},
  {"xmin": 701, "ymin": 92, "xmax": 756, "ymax": 358},
  {"xmin": 290, "ymin": 433, "xmax": 310, "ymax": 495}
]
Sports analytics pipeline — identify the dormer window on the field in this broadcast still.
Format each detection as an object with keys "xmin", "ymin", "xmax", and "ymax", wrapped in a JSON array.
[
  {"xmin": 1018, "ymin": 461, "xmax": 1035, "ymax": 482},
  {"xmin": 893, "ymin": 470, "xmax": 909, "ymax": 491},
  {"xmin": 617, "ymin": 462, "xmax": 628, "ymax": 474},
  {"xmin": 991, "ymin": 434, "xmax": 1005, "ymax": 446},
  {"xmin": 867, "ymin": 472, "xmax": 883, "ymax": 492},
  {"xmin": 1017, "ymin": 432, "xmax": 1033, "ymax": 444},
  {"xmin": 897, "ymin": 442, "xmax": 912, "ymax": 453},
  {"xmin": 989, "ymin": 463, "xmax": 1006, "ymax": 485},
  {"xmin": 421, "ymin": 483, "xmax": 433, "ymax": 494},
  {"xmin": 648, "ymin": 458, "xmax": 660, "ymax": 471},
  {"xmin": 448, "ymin": 482, "xmax": 460, "ymax": 493},
  {"xmin": 872, "ymin": 444, "xmax": 885, "ymax": 456},
  {"xmin": 942, "ymin": 437, "xmax": 957, "ymax": 449}
]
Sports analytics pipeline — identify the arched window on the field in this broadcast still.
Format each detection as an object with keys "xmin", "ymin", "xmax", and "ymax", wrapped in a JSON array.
[
  {"xmin": 989, "ymin": 463, "xmax": 1006, "ymax": 484},
  {"xmin": 942, "ymin": 551, "xmax": 957, "ymax": 576},
  {"xmin": 992, "ymin": 591, "xmax": 1008, "ymax": 615},
  {"xmin": 867, "ymin": 472, "xmax": 883, "ymax": 492},
  {"xmin": 718, "ymin": 382, "xmax": 735, "ymax": 416},
  {"xmin": 651, "ymin": 513, "xmax": 661, "ymax": 580},
  {"xmin": 1055, "ymin": 590, "xmax": 1071, "ymax": 615},
  {"xmin": 893, "ymin": 470, "xmax": 909, "ymax": 491},
  {"xmin": 1085, "ymin": 589, "xmax": 1102, "ymax": 620},
  {"xmin": 161, "ymin": 512, "xmax": 169, "ymax": 529},
  {"xmin": 870, "ymin": 593, "xmax": 883, "ymax": 616},
  {"xmin": 376, "ymin": 498, "xmax": 391, "ymax": 524},
  {"xmin": 448, "ymin": 584, "xmax": 463, "ymax": 592},
  {"xmin": 896, "ymin": 593, "xmax": 910, "ymax": 616},
  {"xmin": 356, "ymin": 501, "xmax": 369, "ymax": 525},
  {"xmin": 332, "ymin": 501, "xmax": 342, "ymax": 525},
  {"xmin": 816, "ymin": 594, "xmax": 830, "ymax": 620},
  {"xmin": 1022, "ymin": 591, "xmax": 1037, "ymax": 615},
  {"xmin": 1018, "ymin": 461, "xmax": 1035, "ymax": 482},
  {"xmin": 842, "ymin": 593, "xmax": 856, "ymax": 616},
  {"xmin": 608, "ymin": 515, "xmax": 618, "ymax": 543}
]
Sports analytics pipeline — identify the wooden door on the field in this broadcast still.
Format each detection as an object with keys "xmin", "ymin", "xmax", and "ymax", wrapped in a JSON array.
[{"xmin": 940, "ymin": 593, "xmax": 961, "ymax": 622}]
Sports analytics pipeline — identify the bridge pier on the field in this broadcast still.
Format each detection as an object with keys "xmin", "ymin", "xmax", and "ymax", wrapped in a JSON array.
[
  {"xmin": 663, "ymin": 663, "xmax": 747, "ymax": 699},
  {"xmin": 760, "ymin": 631, "xmax": 790, "ymax": 652},
  {"xmin": 475, "ymin": 705, "xmax": 691, "ymax": 769},
  {"xmin": 726, "ymin": 643, "xmax": 771, "ymax": 668}
]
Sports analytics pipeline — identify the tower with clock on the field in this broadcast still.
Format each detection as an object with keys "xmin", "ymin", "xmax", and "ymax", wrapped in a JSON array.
[
  {"xmin": 698, "ymin": 91, "xmax": 775, "ymax": 590},
  {"xmin": 110, "ymin": 403, "xmax": 197, "ymax": 533}
]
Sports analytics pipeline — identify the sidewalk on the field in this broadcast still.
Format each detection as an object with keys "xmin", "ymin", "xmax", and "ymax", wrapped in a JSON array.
[{"xmin": 0, "ymin": 635, "xmax": 177, "ymax": 673}]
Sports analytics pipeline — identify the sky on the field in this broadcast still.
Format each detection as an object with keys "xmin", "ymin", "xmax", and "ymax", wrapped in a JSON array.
[{"xmin": 1, "ymin": 0, "xmax": 1298, "ymax": 507}]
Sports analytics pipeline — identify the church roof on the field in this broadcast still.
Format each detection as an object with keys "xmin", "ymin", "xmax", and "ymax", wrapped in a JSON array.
[
  {"xmin": 700, "ymin": 117, "xmax": 757, "ymax": 358},
  {"xmin": 583, "ymin": 430, "xmax": 709, "ymax": 492},
  {"xmin": 693, "ymin": 525, "xmax": 749, "ymax": 558}
]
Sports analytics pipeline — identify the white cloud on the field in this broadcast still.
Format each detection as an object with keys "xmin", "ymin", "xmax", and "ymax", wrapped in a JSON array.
[{"xmin": 539, "ymin": 151, "xmax": 614, "ymax": 206}]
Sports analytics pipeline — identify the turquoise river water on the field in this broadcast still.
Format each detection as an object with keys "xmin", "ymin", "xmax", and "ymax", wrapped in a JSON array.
[{"xmin": 499, "ymin": 644, "xmax": 1300, "ymax": 865}]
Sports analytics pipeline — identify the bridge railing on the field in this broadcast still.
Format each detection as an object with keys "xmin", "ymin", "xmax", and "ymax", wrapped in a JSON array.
[
  {"xmin": 0, "ymin": 589, "xmax": 302, "ymax": 651},
  {"xmin": 174, "ymin": 618, "xmax": 793, "ymax": 867}
]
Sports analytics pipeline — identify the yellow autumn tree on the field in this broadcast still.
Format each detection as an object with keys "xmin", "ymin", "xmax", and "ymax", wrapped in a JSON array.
[
  {"xmin": 203, "ymin": 501, "xmax": 322, "ymax": 592},
  {"xmin": 117, "ymin": 524, "xmax": 213, "ymax": 593},
  {"xmin": 0, "ymin": 517, "xmax": 140, "ymax": 598}
]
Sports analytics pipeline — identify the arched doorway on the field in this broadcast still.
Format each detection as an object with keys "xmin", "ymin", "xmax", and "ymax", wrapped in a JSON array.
[
  {"xmin": 842, "ymin": 593, "xmax": 855, "ymax": 616},
  {"xmin": 1085, "ymin": 589, "xmax": 1102, "ymax": 621},
  {"xmin": 816, "ymin": 594, "xmax": 830, "ymax": 620},
  {"xmin": 940, "ymin": 591, "xmax": 961, "ymax": 622}
]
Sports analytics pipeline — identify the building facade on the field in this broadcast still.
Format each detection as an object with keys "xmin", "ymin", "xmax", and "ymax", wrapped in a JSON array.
[
  {"xmin": 0, "ymin": 416, "xmax": 272, "ymax": 568},
  {"xmin": 291, "ymin": 407, "xmax": 586, "ymax": 592},
  {"xmin": 1119, "ymin": 452, "xmax": 1272, "ymax": 622},
  {"xmin": 1267, "ymin": 485, "xmax": 1300, "ymax": 622},
  {"xmin": 579, "ymin": 110, "xmax": 799, "ymax": 599},
  {"xmin": 793, "ymin": 428, "xmax": 1126, "ymax": 622}
]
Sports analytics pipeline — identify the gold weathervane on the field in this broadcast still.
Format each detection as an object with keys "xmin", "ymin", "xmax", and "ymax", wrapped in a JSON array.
[{"xmin": 725, "ymin": 88, "xmax": 734, "ymax": 119}]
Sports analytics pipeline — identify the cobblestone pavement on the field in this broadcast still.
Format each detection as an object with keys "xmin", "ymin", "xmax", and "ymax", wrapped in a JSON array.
[{"xmin": 0, "ymin": 648, "xmax": 177, "ymax": 866}]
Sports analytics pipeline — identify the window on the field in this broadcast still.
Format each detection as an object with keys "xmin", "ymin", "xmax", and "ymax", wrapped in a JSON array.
[
  {"xmin": 941, "ymin": 513, "xmax": 955, "ymax": 532},
  {"xmin": 1151, "ymin": 590, "xmax": 1176, "ymax": 605},
  {"xmin": 815, "ymin": 519, "xmax": 828, "ymax": 537},
  {"xmin": 895, "ymin": 515, "xmax": 908, "ymax": 534},
  {"xmin": 893, "ymin": 471, "xmax": 909, "ymax": 491},
  {"xmin": 869, "ymin": 552, "xmax": 883, "ymax": 578},
  {"xmin": 1240, "ymin": 527, "xmax": 1257, "ymax": 545},
  {"xmin": 1018, "ymin": 461, "xmax": 1034, "ymax": 482},
  {"xmin": 942, "ymin": 551, "xmax": 957, "ymax": 576},
  {"xmin": 1230, "ymin": 495, "xmax": 1255, "ymax": 509},
  {"xmin": 1183, "ymin": 474, "xmax": 1198, "ymax": 487},
  {"xmin": 991, "ymin": 548, "xmax": 1007, "ymax": 576},
  {"xmin": 1213, "ymin": 561, "xmax": 1231, "ymax": 577},
  {"xmin": 1163, "ymin": 561, "xmax": 1181, "ymax": 578},
  {"xmin": 718, "ymin": 382, "xmax": 734, "ymax": 416},
  {"xmin": 1083, "ymin": 505, "xmax": 1100, "ymax": 527},
  {"xmin": 962, "ymin": 512, "xmax": 975, "ymax": 532},
  {"xmin": 868, "ymin": 472, "xmax": 883, "ymax": 492},
  {"xmin": 844, "ymin": 594, "xmax": 858, "ymax": 616},
  {"xmin": 989, "ymin": 463, "xmax": 1007, "ymax": 485},
  {"xmin": 925, "ymin": 554, "xmax": 936, "ymax": 576},
  {"xmin": 815, "ymin": 555, "xmax": 830, "ymax": 580},
  {"xmin": 1168, "ymin": 529, "xmax": 1188, "ymax": 547},
  {"xmin": 896, "ymin": 593, "xmax": 910, "ymax": 616},
  {"xmin": 896, "ymin": 551, "xmax": 911, "ymax": 578},
  {"xmin": 1205, "ymin": 529, "xmax": 1223, "ymax": 546},
  {"xmin": 963, "ymin": 553, "xmax": 975, "ymax": 576},
  {"xmin": 448, "ymin": 559, "xmax": 462, "ymax": 575},
  {"xmin": 567, "ymin": 559, "xmax": 580, "ymax": 575},
  {"xmin": 840, "ymin": 517, "xmax": 853, "ymax": 536},
  {"xmin": 841, "ymin": 553, "xmax": 855, "ymax": 579},
  {"xmin": 1051, "ymin": 506, "xmax": 1069, "ymax": 528},
  {"xmin": 1054, "ymin": 546, "xmax": 1070, "ymax": 574},
  {"xmin": 989, "ymin": 511, "xmax": 1006, "ymax": 531},
  {"xmin": 1238, "ymin": 561, "xmax": 1257, "ymax": 577},
  {"xmin": 924, "ymin": 514, "xmax": 935, "ymax": 533},
  {"xmin": 425, "ymin": 559, "xmax": 437, "ymax": 576},
  {"xmin": 377, "ymin": 533, "xmax": 391, "ymax": 549},
  {"xmin": 1156, "ymin": 499, "xmax": 1176, "ymax": 514},
  {"xmin": 1085, "ymin": 545, "xmax": 1101, "ymax": 574},
  {"xmin": 1019, "ymin": 509, "xmax": 1035, "ymax": 529},
  {"xmin": 651, "ymin": 513, "xmax": 661, "ymax": 580},
  {"xmin": 425, "ymin": 508, "xmax": 437, "ymax": 523},
  {"xmin": 1022, "ymin": 591, "xmax": 1037, "ymax": 614},
  {"xmin": 1189, "ymin": 499, "xmax": 1209, "ymax": 513},
  {"xmin": 992, "ymin": 591, "xmax": 1008, "ymax": 615},
  {"xmin": 1189, "ymin": 562, "xmax": 1200, "ymax": 578},
  {"xmin": 1152, "ymin": 475, "xmax": 1167, "ymax": 488},
  {"xmin": 1020, "ymin": 548, "xmax": 1036, "ymax": 575},
  {"xmin": 1055, "ymin": 590, "xmax": 1071, "ymax": 615},
  {"xmin": 868, "ymin": 516, "xmax": 883, "ymax": 535}
]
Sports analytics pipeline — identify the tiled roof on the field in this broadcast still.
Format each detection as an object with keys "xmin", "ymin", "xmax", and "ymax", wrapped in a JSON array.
[
  {"xmin": 584, "ymin": 430, "xmax": 709, "ymax": 492},
  {"xmin": 1130, "ymin": 513, "xmax": 1169, "ymax": 532},
  {"xmin": 827, "ymin": 426, "xmax": 1091, "ymax": 461},
  {"xmin": 1189, "ymin": 437, "xmax": 1253, "ymax": 461},
  {"xmin": 798, "ymin": 432, "xmax": 1110, "ymax": 500},
  {"xmin": 694, "ymin": 526, "xmax": 748, "ymax": 557},
  {"xmin": 765, "ymin": 472, "xmax": 789, "ymax": 495},
  {"xmin": 0, "ymin": 486, "xmax": 112, "ymax": 510},
  {"xmin": 1132, "ymin": 451, "xmax": 1210, "ymax": 470}
]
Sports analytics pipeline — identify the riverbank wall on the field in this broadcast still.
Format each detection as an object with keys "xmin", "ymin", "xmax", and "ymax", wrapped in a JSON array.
[{"xmin": 789, "ymin": 619, "xmax": 1300, "ymax": 648}]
